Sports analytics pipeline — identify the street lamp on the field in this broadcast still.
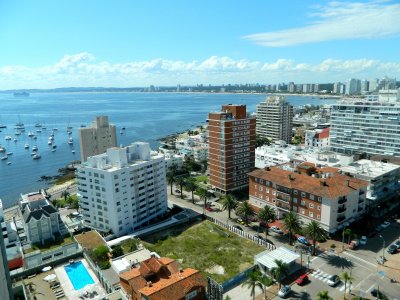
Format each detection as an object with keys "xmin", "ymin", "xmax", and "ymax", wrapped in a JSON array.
[{"xmin": 379, "ymin": 235, "xmax": 385, "ymax": 264}]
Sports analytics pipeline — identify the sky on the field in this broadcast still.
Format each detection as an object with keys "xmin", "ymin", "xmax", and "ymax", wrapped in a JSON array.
[{"xmin": 0, "ymin": 0, "xmax": 400, "ymax": 89}]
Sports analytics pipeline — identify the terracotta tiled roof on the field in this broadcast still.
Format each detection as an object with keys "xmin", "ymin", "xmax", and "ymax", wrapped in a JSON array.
[
  {"xmin": 249, "ymin": 164, "xmax": 368, "ymax": 199},
  {"xmin": 315, "ymin": 127, "xmax": 330, "ymax": 139}
]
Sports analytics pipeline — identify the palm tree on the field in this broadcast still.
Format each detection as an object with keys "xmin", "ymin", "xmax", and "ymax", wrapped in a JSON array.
[
  {"xmin": 304, "ymin": 220, "xmax": 327, "ymax": 256},
  {"xmin": 317, "ymin": 290, "xmax": 333, "ymax": 300},
  {"xmin": 166, "ymin": 172, "xmax": 175, "ymax": 195},
  {"xmin": 184, "ymin": 177, "xmax": 197, "ymax": 203},
  {"xmin": 270, "ymin": 259, "xmax": 289, "ymax": 289},
  {"xmin": 176, "ymin": 176, "xmax": 186, "ymax": 199},
  {"xmin": 236, "ymin": 201, "xmax": 254, "ymax": 225},
  {"xmin": 241, "ymin": 268, "xmax": 263, "ymax": 300},
  {"xmin": 258, "ymin": 206, "xmax": 277, "ymax": 237},
  {"xmin": 61, "ymin": 190, "xmax": 70, "ymax": 202},
  {"xmin": 340, "ymin": 271, "xmax": 354, "ymax": 300},
  {"xmin": 260, "ymin": 274, "xmax": 274, "ymax": 300},
  {"xmin": 343, "ymin": 228, "xmax": 352, "ymax": 245},
  {"xmin": 282, "ymin": 212, "xmax": 302, "ymax": 245},
  {"xmin": 220, "ymin": 194, "xmax": 238, "ymax": 219},
  {"xmin": 195, "ymin": 188, "xmax": 209, "ymax": 209}
]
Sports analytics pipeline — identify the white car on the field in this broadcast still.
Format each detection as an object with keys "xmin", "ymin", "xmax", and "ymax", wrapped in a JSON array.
[
  {"xmin": 327, "ymin": 275, "xmax": 340, "ymax": 287},
  {"xmin": 270, "ymin": 226, "xmax": 283, "ymax": 234},
  {"xmin": 277, "ymin": 285, "xmax": 291, "ymax": 298},
  {"xmin": 381, "ymin": 221, "xmax": 391, "ymax": 229},
  {"xmin": 360, "ymin": 236, "xmax": 368, "ymax": 245}
]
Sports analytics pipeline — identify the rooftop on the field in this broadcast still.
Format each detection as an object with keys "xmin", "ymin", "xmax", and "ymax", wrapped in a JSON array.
[
  {"xmin": 249, "ymin": 163, "xmax": 368, "ymax": 198},
  {"xmin": 340, "ymin": 159, "xmax": 400, "ymax": 180},
  {"xmin": 255, "ymin": 247, "xmax": 300, "ymax": 269},
  {"xmin": 74, "ymin": 230, "xmax": 107, "ymax": 251}
]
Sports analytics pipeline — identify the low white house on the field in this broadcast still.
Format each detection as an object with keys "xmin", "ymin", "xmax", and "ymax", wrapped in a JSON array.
[{"xmin": 255, "ymin": 247, "xmax": 300, "ymax": 276}]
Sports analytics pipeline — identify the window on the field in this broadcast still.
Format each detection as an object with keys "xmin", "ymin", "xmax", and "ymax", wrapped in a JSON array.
[
  {"xmin": 301, "ymin": 192, "xmax": 306, "ymax": 197},
  {"xmin": 317, "ymin": 206, "xmax": 321, "ymax": 211},
  {"xmin": 300, "ymin": 209, "xmax": 305, "ymax": 214},
  {"xmin": 310, "ymin": 194, "xmax": 315, "ymax": 200},
  {"xmin": 317, "ymin": 215, "xmax": 321, "ymax": 220},
  {"xmin": 293, "ymin": 198, "xmax": 298, "ymax": 204},
  {"xmin": 309, "ymin": 203, "xmax": 314, "ymax": 209},
  {"xmin": 309, "ymin": 212, "xmax": 314, "ymax": 218},
  {"xmin": 301, "ymin": 200, "xmax": 306, "ymax": 206},
  {"xmin": 259, "ymin": 186, "xmax": 263, "ymax": 192},
  {"xmin": 318, "ymin": 196, "xmax": 322, "ymax": 203}
]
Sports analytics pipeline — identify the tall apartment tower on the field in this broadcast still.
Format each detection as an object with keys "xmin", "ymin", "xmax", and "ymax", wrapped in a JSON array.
[
  {"xmin": 208, "ymin": 104, "xmax": 256, "ymax": 193},
  {"xmin": 76, "ymin": 142, "xmax": 168, "ymax": 237},
  {"xmin": 79, "ymin": 116, "xmax": 117, "ymax": 162},
  {"xmin": 346, "ymin": 78, "xmax": 361, "ymax": 95},
  {"xmin": 330, "ymin": 90, "xmax": 400, "ymax": 156},
  {"xmin": 256, "ymin": 95, "xmax": 293, "ymax": 143},
  {"xmin": 0, "ymin": 200, "xmax": 13, "ymax": 300}
]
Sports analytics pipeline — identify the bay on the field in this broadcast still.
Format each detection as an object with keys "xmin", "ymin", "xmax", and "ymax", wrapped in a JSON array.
[{"xmin": 0, "ymin": 92, "xmax": 336, "ymax": 207}]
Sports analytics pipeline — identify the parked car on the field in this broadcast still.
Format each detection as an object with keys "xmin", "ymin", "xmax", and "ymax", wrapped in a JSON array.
[
  {"xmin": 277, "ymin": 285, "xmax": 291, "ymax": 298},
  {"xmin": 381, "ymin": 221, "xmax": 391, "ymax": 229},
  {"xmin": 370, "ymin": 288, "xmax": 388, "ymax": 300},
  {"xmin": 270, "ymin": 226, "xmax": 284, "ymax": 234},
  {"xmin": 233, "ymin": 225, "xmax": 243, "ymax": 231},
  {"xmin": 297, "ymin": 236, "xmax": 311, "ymax": 246},
  {"xmin": 327, "ymin": 274, "xmax": 341, "ymax": 287},
  {"xmin": 387, "ymin": 244, "xmax": 398, "ymax": 254},
  {"xmin": 360, "ymin": 236, "xmax": 368, "ymax": 245},
  {"xmin": 237, "ymin": 219, "xmax": 245, "ymax": 225},
  {"xmin": 349, "ymin": 239, "xmax": 360, "ymax": 250},
  {"xmin": 394, "ymin": 240, "xmax": 400, "ymax": 249},
  {"xmin": 295, "ymin": 274, "xmax": 309, "ymax": 285},
  {"xmin": 175, "ymin": 189, "xmax": 181, "ymax": 193},
  {"xmin": 205, "ymin": 207, "xmax": 213, "ymax": 212}
]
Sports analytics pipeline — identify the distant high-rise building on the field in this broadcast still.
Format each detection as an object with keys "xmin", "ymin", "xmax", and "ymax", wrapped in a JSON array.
[
  {"xmin": 333, "ymin": 82, "xmax": 343, "ymax": 94},
  {"xmin": 0, "ymin": 201, "xmax": 13, "ymax": 299},
  {"xmin": 346, "ymin": 78, "xmax": 361, "ymax": 95},
  {"xmin": 361, "ymin": 80, "xmax": 369, "ymax": 93},
  {"xmin": 79, "ymin": 116, "xmax": 117, "ymax": 162},
  {"xmin": 256, "ymin": 95, "xmax": 293, "ymax": 143},
  {"xmin": 288, "ymin": 82, "xmax": 295, "ymax": 93},
  {"xmin": 77, "ymin": 142, "xmax": 168, "ymax": 237},
  {"xmin": 377, "ymin": 76, "xmax": 396, "ymax": 90},
  {"xmin": 208, "ymin": 104, "xmax": 256, "ymax": 193},
  {"xmin": 177, "ymin": 84, "xmax": 181, "ymax": 92}
]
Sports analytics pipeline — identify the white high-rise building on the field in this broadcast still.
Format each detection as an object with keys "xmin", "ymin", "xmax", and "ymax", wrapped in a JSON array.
[
  {"xmin": 256, "ymin": 95, "xmax": 293, "ymax": 143},
  {"xmin": 77, "ymin": 142, "xmax": 168, "ymax": 237},
  {"xmin": 330, "ymin": 90, "xmax": 400, "ymax": 156},
  {"xmin": 79, "ymin": 116, "xmax": 117, "ymax": 162}
]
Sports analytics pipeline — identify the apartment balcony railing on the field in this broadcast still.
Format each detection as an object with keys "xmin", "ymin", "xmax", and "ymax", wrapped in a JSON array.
[
  {"xmin": 338, "ymin": 197, "xmax": 347, "ymax": 204},
  {"xmin": 338, "ymin": 206, "xmax": 346, "ymax": 214},
  {"xmin": 337, "ymin": 216, "xmax": 346, "ymax": 223},
  {"xmin": 276, "ymin": 193, "xmax": 290, "ymax": 202}
]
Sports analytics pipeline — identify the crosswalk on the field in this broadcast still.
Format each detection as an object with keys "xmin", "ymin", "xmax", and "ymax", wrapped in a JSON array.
[{"xmin": 310, "ymin": 269, "xmax": 351, "ymax": 293}]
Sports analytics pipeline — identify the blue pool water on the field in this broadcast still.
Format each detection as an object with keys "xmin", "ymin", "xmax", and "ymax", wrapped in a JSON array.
[{"xmin": 64, "ymin": 261, "xmax": 95, "ymax": 290}]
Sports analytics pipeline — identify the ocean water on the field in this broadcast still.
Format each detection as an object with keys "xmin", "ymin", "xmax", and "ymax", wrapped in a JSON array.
[{"xmin": 0, "ymin": 92, "xmax": 336, "ymax": 207}]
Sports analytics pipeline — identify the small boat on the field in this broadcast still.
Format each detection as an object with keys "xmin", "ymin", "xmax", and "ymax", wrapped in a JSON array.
[
  {"xmin": 33, "ymin": 136, "xmax": 37, "ymax": 140},
  {"xmin": 14, "ymin": 131, "xmax": 21, "ymax": 135},
  {"xmin": 120, "ymin": 130, "xmax": 123, "ymax": 134},
  {"xmin": 80, "ymin": 124, "xmax": 86, "ymax": 128},
  {"xmin": 1, "ymin": 155, "xmax": 8, "ymax": 160},
  {"xmin": 14, "ymin": 122, "xmax": 25, "ymax": 130},
  {"xmin": 51, "ymin": 149, "xmax": 56, "ymax": 152},
  {"xmin": 42, "ymin": 126, "xmax": 46, "ymax": 130},
  {"xmin": 32, "ymin": 146, "xmax": 38, "ymax": 151},
  {"xmin": 5, "ymin": 136, "xmax": 11, "ymax": 141},
  {"xmin": 32, "ymin": 154, "xmax": 41, "ymax": 159},
  {"xmin": 13, "ymin": 138, "xmax": 17, "ymax": 142},
  {"xmin": 68, "ymin": 137, "xmax": 73, "ymax": 144},
  {"xmin": 48, "ymin": 136, "xmax": 54, "ymax": 141},
  {"xmin": 122, "ymin": 126, "xmax": 126, "ymax": 130},
  {"xmin": 52, "ymin": 145, "xmax": 57, "ymax": 149},
  {"xmin": 34, "ymin": 123, "xmax": 42, "ymax": 128},
  {"xmin": 13, "ymin": 91, "xmax": 29, "ymax": 97},
  {"xmin": 48, "ymin": 141, "xmax": 52, "ymax": 145},
  {"xmin": 67, "ymin": 130, "xmax": 72, "ymax": 135},
  {"xmin": 67, "ymin": 125, "xmax": 73, "ymax": 130},
  {"xmin": 31, "ymin": 151, "xmax": 37, "ymax": 156},
  {"xmin": 28, "ymin": 131, "xmax": 35, "ymax": 137},
  {"xmin": 71, "ymin": 150, "xmax": 75, "ymax": 154},
  {"xmin": 36, "ymin": 129, "xmax": 42, "ymax": 133},
  {"xmin": 0, "ymin": 146, "xmax": 5, "ymax": 152},
  {"xmin": 53, "ymin": 128, "xmax": 58, "ymax": 131},
  {"xmin": 24, "ymin": 144, "xmax": 29, "ymax": 149},
  {"xmin": 6, "ymin": 152, "xmax": 13, "ymax": 156},
  {"xmin": 7, "ymin": 162, "xmax": 11, "ymax": 165},
  {"xmin": 0, "ymin": 124, "xmax": 6, "ymax": 129}
]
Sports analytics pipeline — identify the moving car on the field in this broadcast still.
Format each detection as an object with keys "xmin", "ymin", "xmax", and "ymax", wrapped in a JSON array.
[
  {"xmin": 277, "ymin": 285, "xmax": 291, "ymax": 298},
  {"xmin": 295, "ymin": 274, "xmax": 309, "ymax": 285},
  {"xmin": 270, "ymin": 226, "xmax": 283, "ymax": 234},
  {"xmin": 327, "ymin": 275, "xmax": 340, "ymax": 287},
  {"xmin": 360, "ymin": 236, "xmax": 368, "ymax": 245},
  {"xmin": 387, "ymin": 244, "xmax": 398, "ymax": 254},
  {"xmin": 297, "ymin": 236, "xmax": 311, "ymax": 246}
]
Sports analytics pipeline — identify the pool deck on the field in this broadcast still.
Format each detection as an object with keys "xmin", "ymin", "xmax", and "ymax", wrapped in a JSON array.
[{"xmin": 55, "ymin": 259, "xmax": 107, "ymax": 299}]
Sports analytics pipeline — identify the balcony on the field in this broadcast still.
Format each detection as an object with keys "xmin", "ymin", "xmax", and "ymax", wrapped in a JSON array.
[
  {"xmin": 337, "ymin": 216, "xmax": 346, "ymax": 223},
  {"xmin": 358, "ymin": 198, "xmax": 364, "ymax": 204},
  {"xmin": 338, "ymin": 205, "xmax": 346, "ymax": 213},
  {"xmin": 276, "ymin": 193, "xmax": 290, "ymax": 202},
  {"xmin": 338, "ymin": 197, "xmax": 347, "ymax": 204},
  {"xmin": 276, "ymin": 200, "xmax": 290, "ymax": 211},
  {"xmin": 277, "ymin": 187, "xmax": 291, "ymax": 195}
]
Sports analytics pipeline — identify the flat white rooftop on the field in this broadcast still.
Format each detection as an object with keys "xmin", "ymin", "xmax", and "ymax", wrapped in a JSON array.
[{"xmin": 340, "ymin": 159, "xmax": 400, "ymax": 179}]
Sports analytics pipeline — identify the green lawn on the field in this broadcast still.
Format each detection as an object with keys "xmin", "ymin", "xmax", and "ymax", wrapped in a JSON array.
[
  {"xmin": 143, "ymin": 221, "xmax": 264, "ymax": 283},
  {"xmin": 30, "ymin": 236, "xmax": 74, "ymax": 252}
]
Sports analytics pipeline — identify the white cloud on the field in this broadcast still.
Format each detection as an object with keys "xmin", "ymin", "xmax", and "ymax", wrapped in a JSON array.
[
  {"xmin": 244, "ymin": 1, "xmax": 400, "ymax": 47},
  {"xmin": 1, "ymin": 53, "xmax": 400, "ymax": 89}
]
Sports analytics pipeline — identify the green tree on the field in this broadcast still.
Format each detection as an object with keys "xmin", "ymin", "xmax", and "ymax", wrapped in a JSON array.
[
  {"xmin": 241, "ymin": 268, "xmax": 263, "ymax": 300},
  {"xmin": 257, "ymin": 206, "xmax": 277, "ymax": 237},
  {"xmin": 340, "ymin": 271, "xmax": 354, "ymax": 300},
  {"xmin": 317, "ymin": 290, "xmax": 333, "ymax": 300},
  {"xmin": 195, "ymin": 188, "xmax": 209, "ymax": 209},
  {"xmin": 61, "ymin": 190, "xmax": 70, "ymax": 202},
  {"xmin": 282, "ymin": 212, "xmax": 302, "ymax": 245},
  {"xmin": 200, "ymin": 159, "xmax": 208, "ymax": 173},
  {"xmin": 304, "ymin": 220, "xmax": 327, "ymax": 256},
  {"xmin": 220, "ymin": 194, "xmax": 238, "ymax": 219},
  {"xmin": 343, "ymin": 228, "xmax": 352, "ymax": 245},
  {"xmin": 184, "ymin": 177, "xmax": 197, "ymax": 203},
  {"xmin": 236, "ymin": 201, "xmax": 255, "ymax": 225},
  {"xmin": 168, "ymin": 163, "xmax": 178, "ymax": 175},
  {"xmin": 91, "ymin": 245, "xmax": 110, "ymax": 269},
  {"xmin": 111, "ymin": 245, "xmax": 124, "ymax": 258},
  {"xmin": 260, "ymin": 274, "xmax": 274, "ymax": 300},
  {"xmin": 176, "ymin": 176, "xmax": 186, "ymax": 199},
  {"xmin": 166, "ymin": 172, "xmax": 175, "ymax": 195},
  {"xmin": 256, "ymin": 135, "xmax": 271, "ymax": 148},
  {"xmin": 270, "ymin": 259, "xmax": 289, "ymax": 289}
]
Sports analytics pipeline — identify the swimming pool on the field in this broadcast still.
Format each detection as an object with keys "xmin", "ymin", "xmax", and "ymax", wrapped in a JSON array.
[{"xmin": 64, "ymin": 261, "xmax": 95, "ymax": 290}]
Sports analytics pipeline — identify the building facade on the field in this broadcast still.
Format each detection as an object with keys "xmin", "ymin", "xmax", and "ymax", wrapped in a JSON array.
[
  {"xmin": 248, "ymin": 163, "xmax": 368, "ymax": 233},
  {"xmin": 208, "ymin": 104, "xmax": 256, "ymax": 193},
  {"xmin": 79, "ymin": 116, "xmax": 117, "ymax": 162},
  {"xmin": 346, "ymin": 78, "xmax": 361, "ymax": 95},
  {"xmin": 304, "ymin": 127, "xmax": 330, "ymax": 149},
  {"xmin": 20, "ymin": 190, "xmax": 68, "ymax": 245},
  {"xmin": 330, "ymin": 92, "xmax": 400, "ymax": 156},
  {"xmin": 77, "ymin": 142, "xmax": 168, "ymax": 237},
  {"xmin": 256, "ymin": 96, "xmax": 293, "ymax": 143},
  {"xmin": 0, "ymin": 227, "xmax": 13, "ymax": 300}
]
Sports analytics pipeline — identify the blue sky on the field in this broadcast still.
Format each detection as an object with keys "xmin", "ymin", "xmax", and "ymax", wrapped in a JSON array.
[{"xmin": 0, "ymin": 0, "xmax": 399, "ymax": 88}]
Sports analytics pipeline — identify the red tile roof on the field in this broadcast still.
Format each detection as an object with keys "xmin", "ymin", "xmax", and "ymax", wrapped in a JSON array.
[{"xmin": 315, "ymin": 127, "xmax": 330, "ymax": 139}]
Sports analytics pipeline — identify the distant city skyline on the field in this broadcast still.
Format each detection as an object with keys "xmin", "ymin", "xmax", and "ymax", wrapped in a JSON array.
[{"xmin": 1, "ymin": 0, "xmax": 399, "ymax": 89}]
